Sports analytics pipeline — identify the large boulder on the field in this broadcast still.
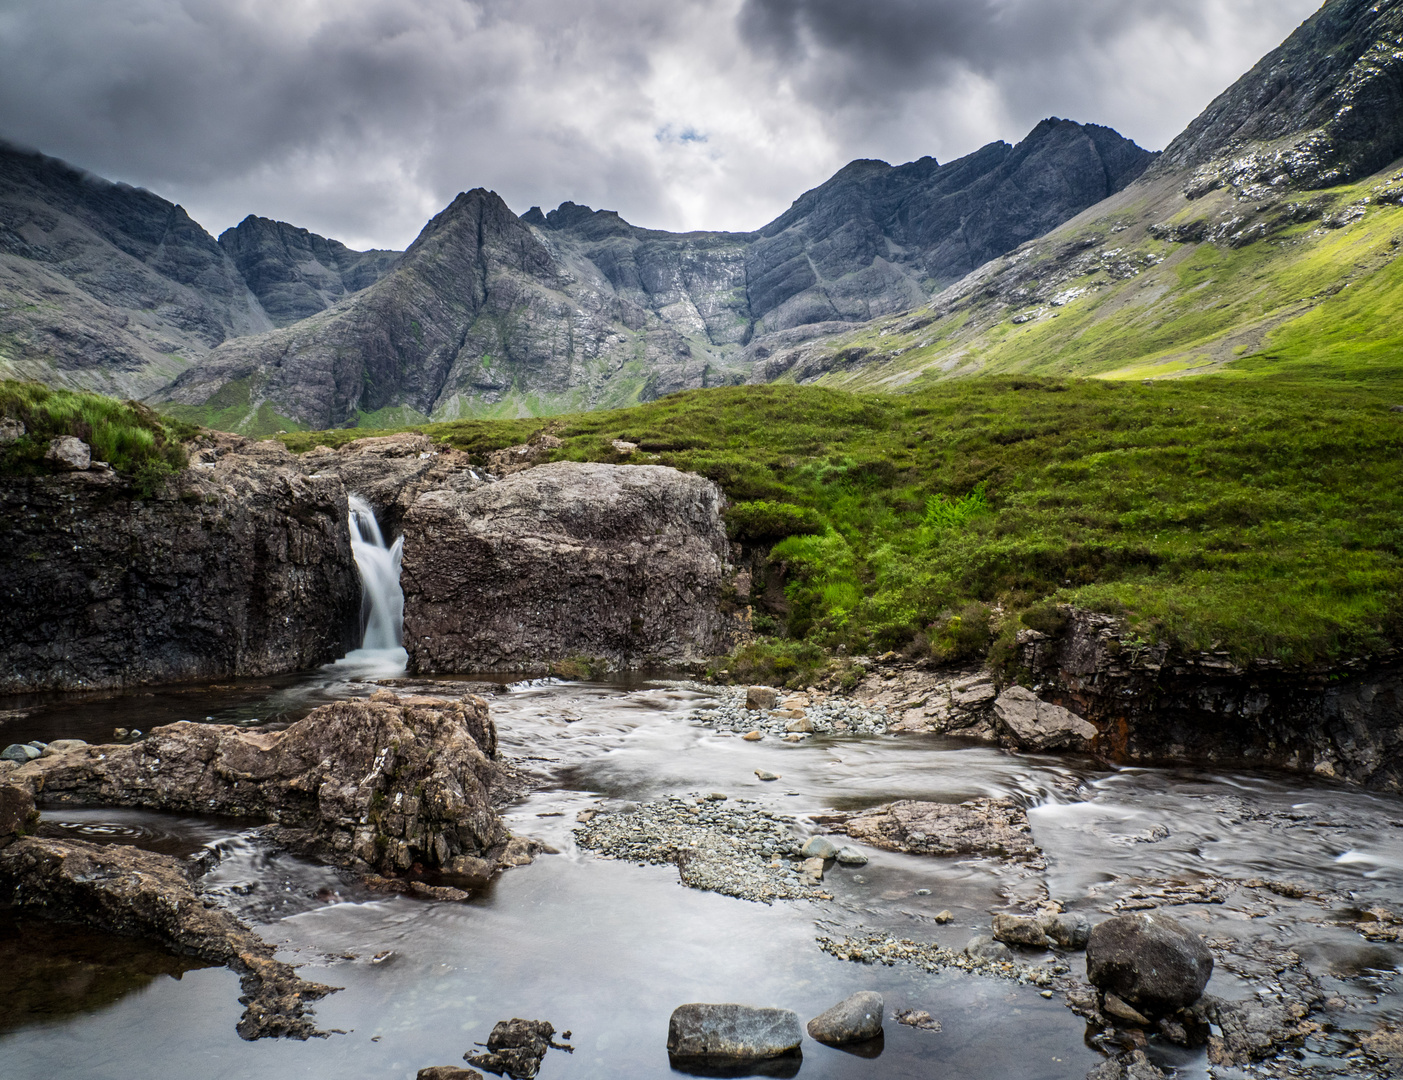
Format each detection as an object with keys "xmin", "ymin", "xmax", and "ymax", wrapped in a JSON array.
[
  {"xmin": 11, "ymin": 690, "xmax": 508, "ymax": 875},
  {"xmin": 807, "ymin": 991, "xmax": 884, "ymax": 1045},
  {"xmin": 0, "ymin": 434, "xmax": 359, "ymax": 693},
  {"xmin": 401, "ymin": 462, "xmax": 739, "ymax": 672},
  {"xmin": 667, "ymin": 1003, "xmax": 803, "ymax": 1065},
  {"xmin": 994, "ymin": 686, "xmax": 1098, "ymax": 751},
  {"xmin": 1086, "ymin": 912, "xmax": 1214, "ymax": 1014}
]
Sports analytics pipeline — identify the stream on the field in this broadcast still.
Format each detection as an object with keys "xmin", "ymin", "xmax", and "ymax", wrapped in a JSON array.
[{"xmin": 1, "ymin": 661, "xmax": 1401, "ymax": 1079}]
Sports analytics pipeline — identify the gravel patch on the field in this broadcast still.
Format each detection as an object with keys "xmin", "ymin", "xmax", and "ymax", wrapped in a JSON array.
[
  {"xmin": 816, "ymin": 930, "xmax": 1061, "ymax": 987},
  {"xmin": 681, "ymin": 685, "xmax": 891, "ymax": 738},
  {"xmin": 574, "ymin": 794, "xmax": 834, "ymax": 904}
]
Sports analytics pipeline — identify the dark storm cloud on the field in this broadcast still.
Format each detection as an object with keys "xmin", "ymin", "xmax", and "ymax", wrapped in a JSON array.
[{"xmin": 0, "ymin": 0, "xmax": 1321, "ymax": 247}]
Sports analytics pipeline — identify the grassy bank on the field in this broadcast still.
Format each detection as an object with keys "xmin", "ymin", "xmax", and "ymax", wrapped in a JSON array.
[
  {"xmin": 0, "ymin": 380, "xmax": 193, "ymax": 491},
  {"xmin": 282, "ymin": 374, "xmax": 1403, "ymax": 668}
]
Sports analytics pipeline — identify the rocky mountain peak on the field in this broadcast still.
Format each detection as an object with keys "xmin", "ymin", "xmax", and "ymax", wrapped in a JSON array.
[{"xmin": 1157, "ymin": 0, "xmax": 1403, "ymax": 194}]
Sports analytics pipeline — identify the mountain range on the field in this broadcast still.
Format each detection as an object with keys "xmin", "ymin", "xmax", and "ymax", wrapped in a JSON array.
[{"xmin": 2, "ymin": 0, "xmax": 1399, "ymax": 430}]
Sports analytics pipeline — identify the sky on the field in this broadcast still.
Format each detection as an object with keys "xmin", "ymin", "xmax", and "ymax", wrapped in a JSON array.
[{"xmin": 0, "ymin": 0, "xmax": 1323, "ymax": 250}]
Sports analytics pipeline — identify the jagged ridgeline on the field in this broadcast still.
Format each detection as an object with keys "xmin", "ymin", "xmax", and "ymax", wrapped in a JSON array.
[{"xmin": 0, "ymin": 118, "xmax": 1154, "ymax": 430}]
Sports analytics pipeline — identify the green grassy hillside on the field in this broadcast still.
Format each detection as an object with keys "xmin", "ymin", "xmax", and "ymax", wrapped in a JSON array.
[{"xmin": 285, "ymin": 375, "xmax": 1403, "ymax": 670}]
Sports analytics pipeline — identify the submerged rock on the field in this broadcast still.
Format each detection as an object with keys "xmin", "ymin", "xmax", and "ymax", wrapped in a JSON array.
[
  {"xmin": 0, "ymin": 835, "xmax": 336, "ymax": 1039},
  {"xmin": 418, "ymin": 1068, "xmax": 483, "ymax": 1080},
  {"xmin": 667, "ymin": 1003, "xmax": 802, "ymax": 1065},
  {"xmin": 11, "ymin": 691, "xmax": 511, "ymax": 876},
  {"xmin": 807, "ymin": 991, "xmax": 884, "ymax": 1045},
  {"xmin": 819, "ymin": 798, "xmax": 1043, "ymax": 862},
  {"xmin": 993, "ymin": 686, "xmax": 1098, "ymax": 751},
  {"xmin": 1086, "ymin": 912, "xmax": 1214, "ymax": 1014},
  {"xmin": 401, "ymin": 462, "xmax": 742, "ymax": 673}
]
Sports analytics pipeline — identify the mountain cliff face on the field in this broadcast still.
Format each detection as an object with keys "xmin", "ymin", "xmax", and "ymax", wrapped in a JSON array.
[
  {"xmin": 154, "ymin": 118, "xmax": 1152, "ymax": 429},
  {"xmin": 0, "ymin": 143, "xmax": 271, "ymax": 398},
  {"xmin": 218, "ymin": 216, "xmax": 400, "ymax": 326}
]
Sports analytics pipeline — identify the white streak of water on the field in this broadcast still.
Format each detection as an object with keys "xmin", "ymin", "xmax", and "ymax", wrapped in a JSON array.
[{"xmin": 339, "ymin": 494, "xmax": 407, "ymax": 675}]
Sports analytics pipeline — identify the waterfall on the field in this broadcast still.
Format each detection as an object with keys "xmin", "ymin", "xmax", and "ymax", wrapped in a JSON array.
[{"xmin": 338, "ymin": 495, "xmax": 407, "ymax": 674}]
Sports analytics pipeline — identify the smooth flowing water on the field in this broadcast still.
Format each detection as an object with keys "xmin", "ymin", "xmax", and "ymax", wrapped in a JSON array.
[
  {"xmin": 1, "ymin": 669, "xmax": 1401, "ymax": 1080},
  {"xmin": 346, "ymin": 493, "xmax": 407, "ymax": 672}
]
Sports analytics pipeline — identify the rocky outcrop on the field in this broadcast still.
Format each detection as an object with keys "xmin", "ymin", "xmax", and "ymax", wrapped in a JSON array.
[
  {"xmin": 0, "ymin": 434, "xmax": 360, "ymax": 692},
  {"xmin": 9, "ymin": 690, "xmax": 509, "ymax": 875},
  {"xmin": 401, "ymin": 462, "xmax": 739, "ymax": 672},
  {"xmin": 817, "ymin": 798, "xmax": 1042, "ymax": 862},
  {"xmin": 1020, "ymin": 609, "xmax": 1403, "ymax": 790},
  {"xmin": 0, "ymin": 835, "xmax": 337, "ymax": 1040}
]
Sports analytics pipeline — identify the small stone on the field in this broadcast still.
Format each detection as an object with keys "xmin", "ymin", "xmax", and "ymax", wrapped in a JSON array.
[
  {"xmin": 914, "ymin": 888, "xmax": 931, "ymax": 897},
  {"xmin": 667, "ymin": 1003, "xmax": 802, "ymax": 1064},
  {"xmin": 993, "ymin": 913, "xmax": 1052, "ymax": 949},
  {"xmin": 801, "ymin": 836, "xmax": 840, "ymax": 860},
  {"xmin": 1039, "ymin": 990, "xmax": 1054, "ymax": 999},
  {"xmin": 806, "ymin": 991, "xmax": 884, "ymax": 1045},
  {"xmin": 45, "ymin": 435, "xmax": 92, "ymax": 471},
  {"xmin": 745, "ymin": 687, "xmax": 779, "ymax": 711},
  {"xmin": 0, "ymin": 417, "xmax": 24, "ymax": 444},
  {"xmin": 785, "ymin": 716, "xmax": 814, "ymax": 733},
  {"xmin": 894, "ymin": 1008, "xmax": 941, "ymax": 1032},
  {"xmin": 705, "ymin": 792, "xmax": 728, "ymax": 801},
  {"xmin": 834, "ymin": 846, "xmax": 868, "ymax": 866},
  {"xmin": 39, "ymin": 739, "xmax": 89, "ymax": 757},
  {"xmin": 934, "ymin": 910, "xmax": 954, "ymax": 924},
  {"xmin": 800, "ymin": 856, "xmax": 825, "ymax": 882},
  {"xmin": 1, "ymin": 744, "xmax": 40, "ymax": 763},
  {"xmin": 112, "ymin": 728, "xmax": 129, "ymax": 739},
  {"xmin": 754, "ymin": 770, "xmax": 781, "ymax": 782},
  {"xmin": 964, "ymin": 935, "xmax": 1014, "ymax": 961},
  {"xmin": 1103, "ymin": 992, "xmax": 1152, "ymax": 1026},
  {"xmin": 611, "ymin": 439, "xmax": 638, "ymax": 455},
  {"xmin": 742, "ymin": 730, "xmax": 764, "ymax": 741}
]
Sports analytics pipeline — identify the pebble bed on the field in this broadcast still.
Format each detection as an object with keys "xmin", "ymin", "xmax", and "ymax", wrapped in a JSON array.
[
  {"xmin": 816, "ymin": 931, "xmax": 1060, "ymax": 987},
  {"xmin": 574, "ymin": 794, "xmax": 833, "ymax": 903},
  {"xmin": 684, "ymin": 685, "xmax": 891, "ymax": 738}
]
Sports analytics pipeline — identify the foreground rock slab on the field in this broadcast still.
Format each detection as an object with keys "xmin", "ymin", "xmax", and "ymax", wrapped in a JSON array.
[
  {"xmin": 12, "ymin": 691, "xmax": 510, "ymax": 876},
  {"xmin": 667, "ymin": 1003, "xmax": 802, "ymax": 1066},
  {"xmin": 818, "ymin": 798, "xmax": 1043, "ymax": 863},
  {"xmin": 401, "ymin": 462, "xmax": 741, "ymax": 672},
  {"xmin": 1086, "ymin": 912, "xmax": 1213, "ymax": 1015},
  {"xmin": 807, "ymin": 991, "xmax": 884, "ymax": 1045},
  {"xmin": 0, "ymin": 835, "xmax": 336, "ymax": 1039}
]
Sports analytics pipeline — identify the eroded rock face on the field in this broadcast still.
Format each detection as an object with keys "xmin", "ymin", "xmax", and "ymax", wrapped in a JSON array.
[
  {"xmin": 820, "ymin": 798, "xmax": 1042, "ymax": 862},
  {"xmin": 667, "ymin": 1003, "xmax": 803, "ymax": 1065},
  {"xmin": 12, "ymin": 691, "xmax": 508, "ymax": 874},
  {"xmin": 993, "ymin": 686, "xmax": 1098, "ymax": 751},
  {"xmin": 402, "ymin": 462, "xmax": 739, "ymax": 671},
  {"xmin": 1086, "ymin": 912, "xmax": 1214, "ymax": 1015},
  {"xmin": 0, "ymin": 835, "xmax": 336, "ymax": 1040},
  {"xmin": 0, "ymin": 434, "xmax": 360, "ymax": 693}
]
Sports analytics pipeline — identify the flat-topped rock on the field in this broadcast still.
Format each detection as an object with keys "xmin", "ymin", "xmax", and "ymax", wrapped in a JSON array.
[
  {"xmin": 667, "ymin": 1003, "xmax": 802, "ymax": 1064},
  {"xmin": 820, "ymin": 798, "xmax": 1042, "ymax": 862}
]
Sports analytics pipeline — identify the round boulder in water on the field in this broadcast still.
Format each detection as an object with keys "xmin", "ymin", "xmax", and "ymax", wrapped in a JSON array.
[
  {"xmin": 1086, "ymin": 912, "xmax": 1213, "ymax": 1013},
  {"xmin": 807, "ymin": 991, "xmax": 884, "ymax": 1045}
]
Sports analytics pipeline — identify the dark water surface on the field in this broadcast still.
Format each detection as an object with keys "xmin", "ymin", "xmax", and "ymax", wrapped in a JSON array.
[{"xmin": 2, "ymin": 664, "xmax": 1401, "ymax": 1078}]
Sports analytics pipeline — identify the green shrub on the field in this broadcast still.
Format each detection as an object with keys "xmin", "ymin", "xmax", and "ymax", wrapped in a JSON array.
[{"xmin": 725, "ymin": 500, "xmax": 824, "ymax": 543}]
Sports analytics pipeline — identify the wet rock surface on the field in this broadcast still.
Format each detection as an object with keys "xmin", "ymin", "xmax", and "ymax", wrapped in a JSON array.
[
  {"xmin": 402, "ymin": 462, "xmax": 740, "ymax": 673},
  {"xmin": 10, "ymin": 691, "xmax": 511, "ymax": 875},
  {"xmin": 0, "ymin": 432, "xmax": 360, "ymax": 693},
  {"xmin": 464, "ymin": 1018, "xmax": 569, "ymax": 1080},
  {"xmin": 0, "ymin": 835, "xmax": 336, "ymax": 1040},
  {"xmin": 993, "ymin": 685, "xmax": 1098, "ymax": 751},
  {"xmin": 1086, "ymin": 912, "xmax": 1214, "ymax": 1014},
  {"xmin": 817, "ymin": 798, "xmax": 1043, "ymax": 863},
  {"xmin": 574, "ymin": 796, "xmax": 827, "ymax": 903},
  {"xmin": 667, "ymin": 1003, "xmax": 802, "ymax": 1065},
  {"xmin": 806, "ymin": 990, "xmax": 884, "ymax": 1045}
]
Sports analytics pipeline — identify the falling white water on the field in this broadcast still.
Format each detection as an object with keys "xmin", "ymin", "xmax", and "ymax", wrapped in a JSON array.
[{"xmin": 334, "ymin": 494, "xmax": 407, "ymax": 677}]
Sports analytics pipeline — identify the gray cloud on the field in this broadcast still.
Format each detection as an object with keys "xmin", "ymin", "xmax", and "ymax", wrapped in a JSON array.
[{"xmin": 0, "ymin": 0, "xmax": 1320, "ymax": 248}]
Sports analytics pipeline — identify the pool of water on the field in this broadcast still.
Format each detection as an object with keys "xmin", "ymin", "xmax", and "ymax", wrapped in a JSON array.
[{"xmin": 2, "ymin": 665, "xmax": 1400, "ymax": 1079}]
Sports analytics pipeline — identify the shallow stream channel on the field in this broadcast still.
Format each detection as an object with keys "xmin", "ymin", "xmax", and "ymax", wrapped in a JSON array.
[{"xmin": 2, "ymin": 657, "xmax": 1401, "ymax": 1079}]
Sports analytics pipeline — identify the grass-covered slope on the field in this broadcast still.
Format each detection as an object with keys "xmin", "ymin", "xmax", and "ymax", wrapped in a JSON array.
[
  {"xmin": 783, "ymin": 165, "xmax": 1403, "ymax": 395},
  {"xmin": 284, "ymin": 377, "xmax": 1403, "ymax": 669},
  {"xmin": 0, "ymin": 380, "xmax": 192, "ymax": 489}
]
